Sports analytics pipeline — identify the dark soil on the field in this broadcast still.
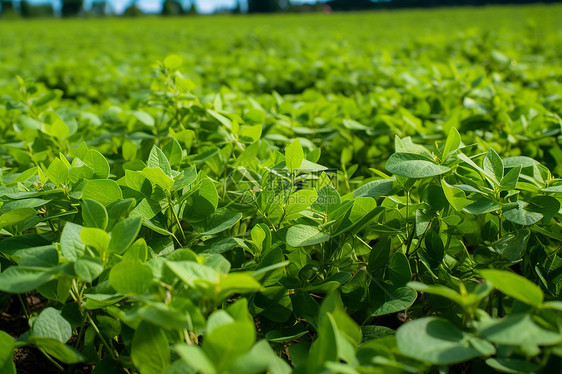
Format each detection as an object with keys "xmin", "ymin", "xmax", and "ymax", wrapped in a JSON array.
[{"xmin": 0, "ymin": 293, "xmax": 92, "ymax": 374}]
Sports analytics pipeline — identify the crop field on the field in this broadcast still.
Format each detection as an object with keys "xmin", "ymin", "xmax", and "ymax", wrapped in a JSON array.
[{"xmin": 1, "ymin": 4, "xmax": 562, "ymax": 373}]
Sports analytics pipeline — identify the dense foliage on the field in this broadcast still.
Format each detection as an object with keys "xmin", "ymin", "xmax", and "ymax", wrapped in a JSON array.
[{"xmin": 1, "ymin": 5, "xmax": 562, "ymax": 373}]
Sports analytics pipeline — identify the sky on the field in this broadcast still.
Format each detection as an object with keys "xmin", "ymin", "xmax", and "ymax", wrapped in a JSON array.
[{"xmin": 23, "ymin": 0, "xmax": 324, "ymax": 14}]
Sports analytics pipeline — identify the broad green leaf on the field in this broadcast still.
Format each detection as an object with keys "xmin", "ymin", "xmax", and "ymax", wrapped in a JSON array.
[
  {"xmin": 142, "ymin": 167, "xmax": 174, "ymax": 191},
  {"xmin": 396, "ymin": 317, "xmax": 495, "ymax": 364},
  {"xmin": 132, "ymin": 321, "xmax": 170, "ymax": 374},
  {"xmin": 285, "ymin": 139, "xmax": 304, "ymax": 171},
  {"xmin": 82, "ymin": 179, "xmax": 123, "ymax": 206},
  {"xmin": 81, "ymin": 199, "xmax": 108, "ymax": 230},
  {"xmin": 202, "ymin": 320, "xmax": 255, "ymax": 371},
  {"xmin": 500, "ymin": 166, "xmax": 521, "ymax": 191},
  {"xmin": 408, "ymin": 281, "xmax": 464, "ymax": 305},
  {"xmin": 175, "ymin": 344, "xmax": 215, "ymax": 374},
  {"xmin": 370, "ymin": 284, "xmax": 417, "ymax": 317},
  {"xmin": 0, "ymin": 331, "xmax": 16, "ymax": 374},
  {"xmin": 387, "ymin": 252, "xmax": 411, "ymax": 287},
  {"xmin": 28, "ymin": 336, "xmax": 84, "ymax": 364},
  {"xmin": 385, "ymin": 153, "xmax": 450, "ymax": 179},
  {"xmin": 286, "ymin": 225, "xmax": 330, "ymax": 247},
  {"xmin": 442, "ymin": 127, "xmax": 461, "ymax": 159},
  {"xmin": 0, "ymin": 208, "xmax": 37, "ymax": 229},
  {"xmin": 83, "ymin": 149, "xmax": 110, "ymax": 179},
  {"xmin": 147, "ymin": 145, "xmax": 173, "ymax": 177},
  {"xmin": 200, "ymin": 209, "xmax": 242, "ymax": 236},
  {"xmin": 441, "ymin": 179, "xmax": 472, "ymax": 211},
  {"xmin": 109, "ymin": 260, "xmax": 153, "ymax": 295},
  {"xmin": 483, "ymin": 148, "xmax": 504, "ymax": 182},
  {"xmin": 74, "ymin": 257, "xmax": 103, "ymax": 283},
  {"xmin": 284, "ymin": 189, "xmax": 317, "ymax": 217},
  {"xmin": 307, "ymin": 313, "xmax": 339, "ymax": 371},
  {"xmin": 486, "ymin": 358, "xmax": 542, "ymax": 373},
  {"xmin": 480, "ymin": 269, "xmax": 543, "ymax": 307},
  {"xmin": 353, "ymin": 179, "xmax": 393, "ymax": 198},
  {"xmin": 164, "ymin": 54, "xmax": 182, "ymax": 70},
  {"xmin": 0, "ymin": 267, "xmax": 55, "ymax": 293},
  {"xmin": 478, "ymin": 313, "xmax": 562, "ymax": 346},
  {"xmin": 60, "ymin": 222, "xmax": 86, "ymax": 261},
  {"xmin": 46, "ymin": 158, "xmax": 69, "ymax": 186},
  {"xmin": 503, "ymin": 200, "xmax": 543, "ymax": 226},
  {"xmin": 108, "ymin": 217, "xmax": 142, "ymax": 254},
  {"xmin": 31, "ymin": 307, "xmax": 72, "ymax": 343},
  {"xmin": 80, "ymin": 227, "xmax": 110, "ymax": 254}
]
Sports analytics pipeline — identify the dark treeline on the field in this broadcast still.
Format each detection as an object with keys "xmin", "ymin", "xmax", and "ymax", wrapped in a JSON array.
[
  {"xmin": 0, "ymin": 0, "xmax": 197, "ymax": 18},
  {"xmin": 327, "ymin": 0, "xmax": 561, "ymax": 11},
  {"xmin": 1, "ymin": 0, "xmax": 560, "ymax": 18}
]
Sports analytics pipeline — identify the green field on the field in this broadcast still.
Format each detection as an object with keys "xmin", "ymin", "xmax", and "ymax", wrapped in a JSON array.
[{"xmin": 1, "ymin": 4, "xmax": 562, "ymax": 373}]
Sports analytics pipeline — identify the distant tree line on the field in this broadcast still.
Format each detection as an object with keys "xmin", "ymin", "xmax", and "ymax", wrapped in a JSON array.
[
  {"xmin": 1, "ymin": 0, "xmax": 561, "ymax": 18},
  {"xmin": 0, "ymin": 0, "xmax": 198, "ymax": 18},
  {"xmin": 326, "ymin": 0, "xmax": 561, "ymax": 11}
]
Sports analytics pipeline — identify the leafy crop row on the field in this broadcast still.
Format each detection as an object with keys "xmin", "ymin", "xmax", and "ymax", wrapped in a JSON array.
[{"xmin": 1, "ymin": 6, "xmax": 562, "ymax": 374}]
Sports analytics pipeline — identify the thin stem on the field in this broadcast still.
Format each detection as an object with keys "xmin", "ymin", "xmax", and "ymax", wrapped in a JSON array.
[
  {"xmin": 86, "ymin": 313, "xmax": 118, "ymax": 360},
  {"xmin": 39, "ymin": 348, "xmax": 65, "ymax": 372},
  {"xmin": 168, "ymin": 195, "xmax": 186, "ymax": 244},
  {"xmin": 17, "ymin": 294, "xmax": 29, "ymax": 319}
]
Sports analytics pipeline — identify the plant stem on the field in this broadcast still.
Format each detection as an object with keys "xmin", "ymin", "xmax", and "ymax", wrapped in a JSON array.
[
  {"xmin": 168, "ymin": 195, "xmax": 186, "ymax": 244},
  {"xmin": 39, "ymin": 348, "xmax": 65, "ymax": 372},
  {"xmin": 17, "ymin": 294, "xmax": 29, "ymax": 319},
  {"xmin": 86, "ymin": 313, "xmax": 119, "ymax": 360}
]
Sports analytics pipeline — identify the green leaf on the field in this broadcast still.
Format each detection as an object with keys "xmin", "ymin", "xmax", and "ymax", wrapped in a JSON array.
[
  {"xmin": 387, "ymin": 252, "xmax": 411, "ymax": 286},
  {"xmin": 142, "ymin": 168, "xmax": 174, "ymax": 191},
  {"xmin": 442, "ymin": 127, "xmax": 461, "ymax": 159},
  {"xmin": 132, "ymin": 321, "xmax": 170, "ymax": 374},
  {"xmin": 175, "ymin": 344, "xmax": 215, "ymax": 374},
  {"xmin": 163, "ymin": 54, "xmax": 182, "ymax": 70},
  {"xmin": 74, "ymin": 257, "xmax": 103, "ymax": 283},
  {"xmin": 0, "ymin": 331, "xmax": 16, "ymax": 374},
  {"xmin": 46, "ymin": 158, "xmax": 69, "ymax": 186},
  {"xmin": 500, "ymin": 166, "xmax": 521, "ymax": 191},
  {"xmin": 202, "ymin": 320, "xmax": 255, "ymax": 371},
  {"xmin": 200, "ymin": 209, "xmax": 242, "ymax": 236},
  {"xmin": 0, "ymin": 267, "xmax": 55, "ymax": 293},
  {"xmin": 307, "ymin": 313, "xmax": 339, "ymax": 371},
  {"xmin": 28, "ymin": 337, "xmax": 84, "ymax": 364},
  {"xmin": 503, "ymin": 200, "xmax": 544, "ymax": 226},
  {"xmin": 396, "ymin": 317, "xmax": 495, "ymax": 365},
  {"xmin": 81, "ymin": 227, "xmax": 110, "ymax": 254},
  {"xmin": 82, "ymin": 179, "xmax": 123, "ymax": 206},
  {"xmin": 147, "ymin": 145, "xmax": 173, "ymax": 177},
  {"xmin": 353, "ymin": 179, "xmax": 393, "ymax": 198},
  {"xmin": 370, "ymin": 284, "xmax": 417, "ymax": 317},
  {"xmin": 478, "ymin": 313, "xmax": 562, "ymax": 346},
  {"xmin": 485, "ymin": 358, "xmax": 542, "ymax": 373},
  {"xmin": 109, "ymin": 260, "xmax": 153, "ymax": 295},
  {"xmin": 83, "ymin": 149, "xmax": 110, "ymax": 179},
  {"xmin": 441, "ymin": 180, "xmax": 472, "ymax": 212},
  {"xmin": 60, "ymin": 222, "xmax": 86, "ymax": 261},
  {"xmin": 285, "ymin": 139, "xmax": 304, "ymax": 171},
  {"xmin": 284, "ymin": 189, "xmax": 317, "ymax": 217},
  {"xmin": 286, "ymin": 224, "xmax": 330, "ymax": 247},
  {"xmin": 386, "ymin": 153, "xmax": 450, "ymax": 179},
  {"xmin": 480, "ymin": 269, "xmax": 543, "ymax": 307},
  {"xmin": 408, "ymin": 281, "xmax": 464, "ymax": 305},
  {"xmin": 108, "ymin": 217, "xmax": 142, "ymax": 254},
  {"xmin": 483, "ymin": 148, "xmax": 504, "ymax": 182},
  {"xmin": 491, "ymin": 229, "xmax": 530, "ymax": 262},
  {"xmin": 31, "ymin": 307, "xmax": 72, "ymax": 343},
  {"xmin": 0, "ymin": 208, "xmax": 37, "ymax": 229},
  {"xmin": 81, "ymin": 199, "xmax": 108, "ymax": 230}
]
